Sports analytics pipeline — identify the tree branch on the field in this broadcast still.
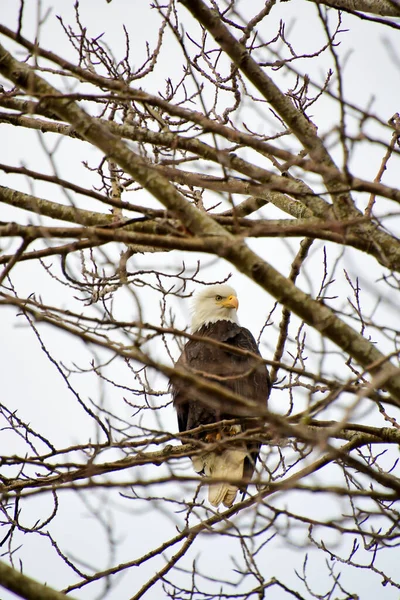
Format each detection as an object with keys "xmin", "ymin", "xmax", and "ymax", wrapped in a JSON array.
[{"xmin": 0, "ymin": 560, "xmax": 77, "ymax": 600}]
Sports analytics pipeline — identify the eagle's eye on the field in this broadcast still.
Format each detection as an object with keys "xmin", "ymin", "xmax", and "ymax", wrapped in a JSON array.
[{"xmin": 215, "ymin": 295, "xmax": 223, "ymax": 301}]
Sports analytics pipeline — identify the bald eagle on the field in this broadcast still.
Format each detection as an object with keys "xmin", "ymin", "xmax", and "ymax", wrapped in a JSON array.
[{"xmin": 171, "ymin": 284, "xmax": 270, "ymax": 508}]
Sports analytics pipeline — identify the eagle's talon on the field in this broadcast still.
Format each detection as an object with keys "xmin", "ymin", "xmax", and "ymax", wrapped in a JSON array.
[
  {"xmin": 205, "ymin": 431, "xmax": 222, "ymax": 443},
  {"xmin": 225, "ymin": 426, "xmax": 239, "ymax": 437},
  {"xmin": 205, "ymin": 427, "xmax": 238, "ymax": 443}
]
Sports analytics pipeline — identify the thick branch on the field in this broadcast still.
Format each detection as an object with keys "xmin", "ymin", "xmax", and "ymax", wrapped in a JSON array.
[
  {"xmin": 0, "ymin": 561, "xmax": 76, "ymax": 600},
  {"xmin": 312, "ymin": 0, "xmax": 400, "ymax": 16}
]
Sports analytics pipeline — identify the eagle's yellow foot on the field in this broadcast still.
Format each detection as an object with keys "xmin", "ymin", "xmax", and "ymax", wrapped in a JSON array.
[
  {"xmin": 205, "ymin": 431, "xmax": 222, "ymax": 443},
  {"xmin": 224, "ymin": 425, "xmax": 241, "ymax": 437},
  {"xmin": 205, "ymin": 426, "xmax": 241, "ymax": 443}
]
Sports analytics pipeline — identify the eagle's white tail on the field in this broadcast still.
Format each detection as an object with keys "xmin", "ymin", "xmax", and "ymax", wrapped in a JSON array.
[{"xmin": 193, "ymin": 449, "xmax": 248, "ymax": 508}]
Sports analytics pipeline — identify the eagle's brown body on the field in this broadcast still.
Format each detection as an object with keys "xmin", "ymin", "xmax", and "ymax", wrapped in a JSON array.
[{"xmin": 172, "ymin": 318, "xmax": 270, "ymax": 506}]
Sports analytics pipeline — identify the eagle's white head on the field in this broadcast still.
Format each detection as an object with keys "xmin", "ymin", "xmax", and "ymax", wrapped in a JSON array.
[{"xmin": 191, "ymin": 284, "xmax": 239, "ymax": 332}]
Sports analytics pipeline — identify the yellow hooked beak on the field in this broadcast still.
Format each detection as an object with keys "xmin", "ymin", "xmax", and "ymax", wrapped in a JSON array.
[{"xmin": 221, "ymin": 294, "xmax": 239, "ymax": 310}]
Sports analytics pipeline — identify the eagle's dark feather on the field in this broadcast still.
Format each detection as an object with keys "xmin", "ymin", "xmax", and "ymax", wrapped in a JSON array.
[{"xmin": 172, "ymin": 320, "xmax": 270, "ymax": 497}]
